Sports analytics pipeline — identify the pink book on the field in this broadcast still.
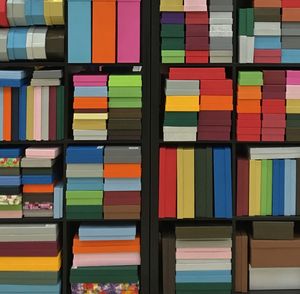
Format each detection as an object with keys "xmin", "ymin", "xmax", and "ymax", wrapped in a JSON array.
[
  {"xmin": 33, "ymin": 87, "xmax": 42, "ymax": 141},
  {"xmin": 262, "ymin": 120, "xmax": 286, "ymax": 128},
  {"xmin": 73, "ymin": 252, "xmax": 140, "ymax": 267},
  {"xmin": 262, "ymin": 128, "xmax": 285, "ymax": 135},
  {"xmin": 117, "ymin": 0, "xmax": 141, "ymax": 63},
  {"xmin": 176, "ymin": 251, "xmax": 232, "ymax": 260},
  {"xmin": 25, "ymin": 147, "xmax": 61, "ymax": 159},
  {"xmin": 287, "ymin": 71, "xmax": 300, "ymax": 79},
  {"xmin": 0, "ymin": 211, "xmax": 22, "ymax": 218},
  {"xmin": 254, "ymin": 56, "xmax": 281, "ymax": 63},
  {"xmin": 73, "ymin": 75, "xmax": 108, "ymax": 83},
  {"xmin": 262, "ymin": 134, "xmax": 284, "ymax": 142}
]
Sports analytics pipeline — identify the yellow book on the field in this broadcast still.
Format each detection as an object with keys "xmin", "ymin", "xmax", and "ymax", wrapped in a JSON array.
[
  {"xmin": 166, "ymin": 96, "xmax": 199, "ymax": 105},
  {"xmin": 26, "ymin": 86, "xmax": 34, "ymax": 140},
  {"xmin": 73, "ymin": 113, "xmax": 108, "ymax": 120},
  {"xmin": 166, "ymin": 104, "xmax": 199, "ymax": 112},
  {"xmin": 249, "ymin": 160, "xmax": 261, "ymax": 216},
  {"xmin": 44, "ymin": 0, "xmax": 52, "ymax": 25},
  {"xmin": 73, "ymin": 120, "xmax": 107, "ymax": 130},
  {"xmin": 0, "ymin": 252, "xmax": 61, "ymax": 271},
  {"xmin": 44, "ymin": 0, "xmax": 64, "ymax": 25},
  {"xmin": 286, "ymin": 100, "xmax": 300, "ymax": 107},
  {"xmin": 177, "ymin": 148, "xmax": 195, "ymax": 219},
  {"xmin": 286, "ymin": 106, "xmax": 300, "ymax": 114},
  {"xmin": 160, "ymin": 0, "xmax": 184, "ymax": 11}
]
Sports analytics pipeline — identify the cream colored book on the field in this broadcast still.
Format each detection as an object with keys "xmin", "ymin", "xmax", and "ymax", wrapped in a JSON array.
[{"xmin": 26, "ymin": 86, "xmax": 34, "ymax": 140}]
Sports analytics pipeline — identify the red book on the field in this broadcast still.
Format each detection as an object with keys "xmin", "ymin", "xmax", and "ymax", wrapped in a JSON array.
[
  {"xmin": 262, "ymin": 119, "xmax": 286, "ymax": 128},
  {"xmin": 254, "ymin": 56, "xmax": 281, "ymax": 63},
  {"xmin": 186, "ymin": 24, "xmax": 209, "ymax": 37},
  {"xmin": 186, "ymin": 56, "xmax": 209, "ymax": 63},
  {"xmin": 254, "ymin": 49, "xmax": 282, "ymax": 57},
  {"xmin": 186, "ymin": 50, "xmax": 209, "ymax": 57},
  {"xmin": 237, "ymin": 158, "xmax": 249, "ymax": 216},
  {"xmin": 186, "ymin": 36, "xmax": 209, "ymax": 50},
  {"xmin": 237, "ymin": 126, "xmax": 261, "ymax": 135},
  {"xmin": 0, "ymin": 1, "xmax": 9, "ymax": 27},
  {"xmin": 49, "ymin": 86, "xmax": 57, "ymax": 141},
  {"xmin": 262, "ymin": 134, "xmax": 284, "ymax": 141},
  {"xmin": 262, "ymin": 128, "xmax": 285, "ymax": 135},
  {"xmin": 201, "ymin": 80, "xmax": 232, "ymax": 95},
  {"xmin": 237, "ymin": 119, "xmax": 261, "ymax": 128},
  {"xmin": 104, "ymin": 191, "xmax": 141, "ymax": 205},
  {"xmin": 262, "ymin": 100, "xmax": 286, "ymax": 113},
  {"xmin": 282, "ymin": 0, "xmax": 300, "ymax": 7},
  {"xmin": 197, "ymin": 132, "xmax": 230, "ymax": 141},
  {"xmin": 159, "ymin": 147, "xmax": 177, "ymax": 218},
  {"xmin": 185, "ymin": 12, "xmax": 208, "ymax": 24},
  {"xmin": 169, "ymin": 68, "xmax": 226, "ymax": 80},
  {"xmin": 237, "ymin": 134, "xmax": 260, "ymax": 141},
  {"xmin": 237, "ymin": 113, "xmax": 261, "ymax": 121}
]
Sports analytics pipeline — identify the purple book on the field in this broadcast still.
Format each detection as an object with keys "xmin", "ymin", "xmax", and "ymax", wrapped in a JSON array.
[{"xmin": 161, "ymin": 12, "xmax": 185, "ymax": 24}]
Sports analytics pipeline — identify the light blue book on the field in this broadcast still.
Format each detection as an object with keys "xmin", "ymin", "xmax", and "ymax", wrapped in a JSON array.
[
  {"xmin": 176, "ymin": 270, "xmax": 231, "ymax": 278},
  {"xmin": 68, "ymin": 0, "xmax": 92, "ymax": 63},
  {"xmin": 0, "ymin": 281, "xmax": 61, "ymax": 293},
  {"xmin": 176, "ymin": 272, "xmax": 231, "ymax": 283},
  {"xmin": 54, "ymin": 182, "xmax": 63, "ymax": 219},
  {"xmin": 104, "ymin": 179, "xmax": 141, "ymax": 191},
  {"xmin": 0, "ymin": 88, "xmax": 3, "ymax": 141},
  {"xmin": 74, "ymin": 87, "xmax": 107, "ymax": 97},
  {"xmin": 0, "ymin": 70, "xmax": 28, "ymax": 79},
  {"xmin": 284, "ymin": 159, "xmax": 296, "ymax": 216},
  {"xmin": 24, "ymin": 0, "xmax": 33, "ymax": 25},
  {"xmin": 254, "ymin": 36, "xmax": 281, "ymax": 49},
  {"xmin": 31, "ymin": 0, "xmax": 45, "ymax": 24},
  {"xmin": 282, "ymin": 49, "xmax": 300, "ymax": 63},
  {"xmin": 7, "ymin": 29, "xmax": 16, "ymax": 60},
  {"xmin": 67, "ymin": 178, "xmax": 104, "ymax": 190},
  {"xmin": 13, "ymin": 28, "xmax": 28, "ymax": 60},
  {"xmin": 79, "ymin": 235, "xmax": 136, "ymax": 241}
]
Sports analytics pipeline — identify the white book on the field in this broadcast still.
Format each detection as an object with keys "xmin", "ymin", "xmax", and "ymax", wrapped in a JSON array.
[
  {"xmin": 74, "ymin": 135, "xmax": 107, "ymax": 141},
  {"xmin": 250, "ymin": 147, "xmax": 300, "ymax": 159},
  {"xmin": 41, "ymin": 86, "xmax": 49, "ymax": 141},
  {"xmin": 210, "ymin": 12, "xmax": 232, "ymax": 18},
  {"xmin": 73, "ymin": 130, "xmax": 108, "ymax": 136},
  {"xmin": 250, "ymin": 266, "xmax": 300, "ymax": 290},
  {"xmin": 239, "ymin": 36, "xmax": 247, "ymax": 63},
  {"xmin": 164, "ymin": 133, "xmax": 197, "ymax": 142},
  {"xmin": 247, "ymin": 37, "xmax": 255, "ymax": 63},
  {"xmin": 210, "ymin": 24, "xmax": 232, "ymax": 32},
  {"xmin": 26, "ymin": 27, "xmax": 35, "ymax": 60},
  {"xmin": 210, "ymin": 18, "xmax": 233, "ymax": 25},
  {"xmin": 0, "ymin": 29, "xmax": 9, "ymax": 62},
  {"xmin": 210, "ymin": 31, "xmax": 233, "ymax": 37},
  {"xmin": 32, "ymin": 27, "xmax": 47, "ymax": 60}
]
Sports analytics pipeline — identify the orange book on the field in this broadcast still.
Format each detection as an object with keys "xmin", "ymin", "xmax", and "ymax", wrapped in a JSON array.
[
  {"xmin": 74, "ymin": 98, "xmax": 108, "ymax": 109},
  {"xmin": 254, "ymin": 0, "xmax": 281, "ymax": 7},
  {"xmin": 92, "ymin": 0, "xmax": 116, "ymax": 63},
  {"xmin": 73, "ymin": 235, "xmax": 140, "ymax": 254},
  {"xmin": 238, "ymin": 86, "xmax": 262, "ymax": 100},
  {"xmin": 282, "ymin": 8, "xmax": 300, "ymax": 21},
  {"xmin": 200, "ymin": 95, "xmax": 233, "ymax": 104},
  {"xmin": 23, "ymin": 183, "xmax": 55, "ymax": 193},
  {"xmin": 104, "ymin": 163, "xmax": 141, "ymax": 178},
  {"xmin": 3, "ymin": 87, "xmax": 11, "ymax": 141}
]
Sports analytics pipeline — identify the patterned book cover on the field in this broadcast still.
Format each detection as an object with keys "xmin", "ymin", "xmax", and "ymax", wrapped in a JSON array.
[
  {"xmin": 0, "ymin": 195, "xmax": 22, "ymax": 205},
  {"xmin": 23, "ymin": 202, "xmax": 53, "ymax": 210},
  {"xmin": 71, "ymin": 283, "xmax": 139, "ymax": 294},
  {"xmin": 0, "ymin": 158, "xmax": 20, "ymax": 168}
]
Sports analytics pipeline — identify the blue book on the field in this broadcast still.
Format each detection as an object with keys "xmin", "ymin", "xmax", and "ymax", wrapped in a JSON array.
[
  {"xmin": 7, "ymin": 29, "xmax": 15, "ymax": 60},
  {"xmin": 54, "ymin": 182, "xmax": 63, "ymax": 219},
  {"xmin": 22, "ymin": 175, "xmax": 55, "ymax": 185},
  {"xmin": 0, "ymin": 70, "xmax": 28, "ymax": 80},
  {"xmin": 213, "ymin": 147, "xmax": 232, "ymax": 218},
  {"xmin": 66, "ymin": 146, "xmax": 104, "ymax": 163},
  {"xmin": 104, "ymin": 179, "xmax": 141, "ymax": 191},
  {"xmin": 272, "ymin": 159, "xmax": 285, "ymax": 216},
  {"xmin": 176, "ymin": 270, "xmax": 231, "ymax": 278},
  {"xmin": 79, "ymin": 224, "xmax": 136, "ymax": 238},
  {"xmin": 290, "ymin": 159, "xmax": 297, "ymax": 216},
  {"xmin": 0, "ymin": 281, "xmax": 61, "ymax": 293},
  {"xmin": 24, "ymin": 0, "xmax": 33, "ymax": 25},
  {"xmin": 67, "ymin": 182, "xmax": 104, "ymax": 191},
  {"xmin": 0, "ymin": 176, "xmax": 21, "ymax": 186},
  {"xmin": 282, "ymin": 49, "xmax": 300, "ymax": 63},
  {"xmin": 0, "ymin": 87, "xmax": 3, "ymax": 141},
  {"xmin": 74, "ymin": 87, "xmax": 107, "ymax": 97},
  {"xmin": 0, "ymin": 78, "xmax": 28, "ymax": 87},
  {"xmin": 254, "ymin": 36, "xmax": 281, "ymax": 49},
  {"xmin": 13, "ymin": 28, "xmax": 28, "ymax": 60},
  {"xmin": 284, "ymin": 159, "xmax": 296, "ymax": 216},
  {"xmin": 0, "ymin": 148, "xmax": 22, "ymax": 158},
  {"xmin": 31, "ymin": 0, "xmax": 45, "ymax": 24},
  {"xmin": 68, "ymin": 0, "xmax": 92, "ymax": 63},
  {"xmin": 19, "ymin": 85, "xmax": 27, "ymax": 140}
]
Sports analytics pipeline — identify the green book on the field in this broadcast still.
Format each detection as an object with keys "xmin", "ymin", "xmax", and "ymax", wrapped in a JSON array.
[
  {"xmin": 164, "ymin": 112, "xmax": 198, "ymax": 127},
  {"xmin": 56, "ymin": 86, "xmax": 64, "ymax": 140},
  {"xmin": 0, "ymin": 205, "xmax": 22, "ymax": 211},
  {"xmin": 109, "ymin": 98, "xmax": 142, "ymax": 108},
  {"xmin": 238, "ymin": 71, "xmax": 263, "ymax": 86},
  {"xmin": 176, "ymin": 283, "xmax": 232, "ymax": 291},
  {"xmin": 66, "ymin": 191, "xmax": 103, "ymax": 199},
  {"xmin": 239, "ymin": 9, "xmax": 247, "ymax": 35},
  {"xmin": 66, "ymin": 199, "xmax": 102, "ymax": 205},
  {"xmin": 108, "ymin": 75, "xmax": 142, "ymax": 87},
  {"xmin": 161, "ymin": 50, "xmax": 185, "ymax": 57},
  {"xmin": 260, "ymin": 160, "xmax": 272, "ymax": 215},
  {"xmin": 162, "ymin": 56, "xmax": 185, "ymax": 63},
  {"xmin": 266, "ymin": 160, "xmax": 273, "ymax": 215},
  {"xmin": 161, "ymin": 24, "xmax": 184, "ymax": 37},
  {"xmin": 161, "ymin": 38, "xmax": 185, "ymax": 50},
  {"xmin": 246, "ymin": 8, "xmax": 254, "ymax": 36},
  {"xmin": 109, "ymin": 87, "xmax": 142, "ymax": 98}
]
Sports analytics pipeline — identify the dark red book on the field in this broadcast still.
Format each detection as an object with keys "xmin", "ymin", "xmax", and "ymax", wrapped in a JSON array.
[
  {"xmin": 104, "ymin": 191, "xmax": 141, "ymax": 205},
  {"xmin": 237, "ymin": 158, "xmax": 249, "ymax": 216},
  {"xmin": 197, "ymin": 132, "xmax": 230, "ymax": 141},
  {"xmin": 263, "ymin": 113, "xmax": 286, "ymax": 120},
  {"xmin": 186, "ymin": 37, "xmax": 209, "ymax": 50},
  {"xmin": 282, "ymin": 0, "xmax": 300, "ymax": 7},
  {"xmin": 186, "ymin": 24, "xmax": 208, "ymax": 36},
  {"xmin": 262, "ymin": 119, "xmax": 286, "ymax": 128},
  {"xmin": 237, "ymin": 134, "xmax": 260, "ymax": 141},
  {"xmin": 262, "ymin": 91, "xmax": 286, "ymax": 100},
  {"xmin": 185, "ymin": 12, "xmax": 208, "ymax": 24},
  {"xmin": 254, "ymin": 49, "xmax": 281, "ymax": 57},
  {"xmin": 169, "ymin": 68, "xmax": 226, "ymax": 80},
  {"xmin": 199, "ymin": 126, "xmax": 231, "ymax": 132},
  {"xmin": 262, "ymin": 134, "xmax": 284, "ymax": 141},
  {"xmin": 159, "ymin": 147, "xmax": 177, "ymax": 218},
  {"xmin": 262, "ymin": 128, "xmax": 285, "ymax": 135},
  {"xmin": 49, "ymin": 86, "xmax": 57, "ymax": 140},
  {"xmin": 254, "ymin": 56, "xmax": 281, "ymax": 63},
  {"xmin": 263, "ymin": 70, "xmax": 286, "ymax": 85},
  {"xmin": 0, "ymin": 1, "xmax": 9, "ymax": 27}
]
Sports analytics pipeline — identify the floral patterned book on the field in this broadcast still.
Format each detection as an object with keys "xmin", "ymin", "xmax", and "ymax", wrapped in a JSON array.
[
  {"xmin": 71, "ymin": 283, "xmax": 139, "ymax": 294},
  {"xmin": 0, "ymin": 158, "xmax": 20, "ymax": 168}
]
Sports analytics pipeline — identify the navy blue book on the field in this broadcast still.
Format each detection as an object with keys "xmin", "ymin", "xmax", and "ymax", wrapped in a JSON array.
[
  {"xmin": 22, "ymin": 175, "xmax": 55, "ymax": 185},
  {"xmin": 66, "ymin": 146, "xmax": 104, "ymax": 164},
  {"xmin": 11, "ymin": 87, "xmax": 19, "ymax": 141},
  {"xmin": 272, "ymin": 159, "xmax": 285, "ymax": 216},
  {"xmin": 19, "ymin": 86, "xmax": 27, "ymax": 141},
  {"xmin": 0, "ymin": 148, "xmax": 22, "ymax": 158}
]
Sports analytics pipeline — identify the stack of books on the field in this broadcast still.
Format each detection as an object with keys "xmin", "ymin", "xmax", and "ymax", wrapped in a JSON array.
[
  {"xmin": 70, "ymin": 224, "xmax": 140, "ymax": 294},
  {"xmin": 108, "ymin": 75, "xmax": 142, "ymax": 140},
  {"xmin": 239, "ymin": 0, "xmax": 300, "ymax": 63},
  {"xmin": 249, "ymin": 221, "xmax": 300, "ymax": 290},
  {"xmin": 0, "ymin": 224, "xmax": 61, "ymax": 293},
  {"xmin": 163, "ymin": 67, "xmax": 233, "ymax": 141},
  {"xmin": 237, "ymin": 71, "xmax": 263, "ymax": 141},
  {"xmin": 66, "ymin": 146, "xmax": 104, "ymax": 220},
  {"xmin": 0, "ymin": 148, "xmax": 23, "ymax": 219},
  {"xmin": 104, "ymin": 146, "xmax": 142, "ymax": 219},
  {"xmin": 159, "ymin": 146, "xmax": 232, "ymax": 219},
  {"xmin": 72, "ymin": 74, "xmax": 108, "ymax": 141},
  {"xmin": 237, "ymin": 147, "xmax": 300, "ymax": 217},
  {"xmin": 21, "ymin": 147, "xmax": 61, "ymax": 218}
]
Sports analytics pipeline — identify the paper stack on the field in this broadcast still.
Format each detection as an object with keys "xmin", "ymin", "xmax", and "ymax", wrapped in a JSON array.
[
  {"xmin": 0, "ymin": 148, "xmax": 23, "ymax": 219},
  {"xmin": 108, "ymin": 75, "xmax": 142, "ymax": 140},
  {"xmin": 66, "ymin": 146, "xmax": 104, "ymax": 219},
  {"xmin": 21, "ymin": 147, "xmax": 61, "ymax": 218},
  {"xmin": 262, "ymin": 70, "xmax": 286, "ymax": 141},
  {"xmin": 237, "ymin": 71, "xmax": 263, "ymax": 141},
  {"xmin": 159, "ymin": 146, "xmax": 232, "ymax": 219},
  {"xmin": 237, "ymin": 147, "xmax": 300, "ymax": 217},
  {"xmin": 73, "ymin": 75, "xmax": 108, "ymax": 141},
  {"xmin": 104, "ymin": 146, "xmax": 141, "ymax": 219},
  {"xmin": 70, "ymin": 224, "xmax": 140, "ymax": 293},
  {"xmin": 163, "ymin": 79, "xmax": 199, "ymax": 141},
  {"xmin": 175, "ymin": 226, "xmax": 232, "ymax": 293},
  {"xmin": 250, "ymin": 221, "xmax": 300, "ymax": 290},
  {"xmin": 209, "ymin": 0, "xmax": 233, "ymax": 63},
  {"xmin": 0, "ymin": 224, "xmax": 61, "ymax": 293},
  {"xmin": 286, "ymin": 70, "xmax": 300, "ymax": 140}
]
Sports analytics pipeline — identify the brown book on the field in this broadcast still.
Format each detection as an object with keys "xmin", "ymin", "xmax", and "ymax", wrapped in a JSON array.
[
  {"xmin": 253, "ymin": 221, "xmax": 294, "ymax": 240},
  {"xmin": 46, "ymin": 28, "xmax": 65, "ymax": 60},
  {"xmin": 104, "ymin": 191, "xmax": 141, "ymax": 205},
  {"xmin": 108, "ymin": 119, "xmax": 142, "ymax": 130},
  {"xmin": 104, "ymin": 212, "xmax": 140, "ymax": 220},
  {"xmin": 235, "ymin": 232, "xmax": 248, "ymax": 293},
  {"xmin": 103, "ymin": 205, "xmax": 140, "ymax": 213},
  {"xmin": 176, "ymin": 226, "xmax": 232, "ymax": 239},
  {"xmin": 109, "ymin": 108, "xmax": 142, "ymax": 119}
]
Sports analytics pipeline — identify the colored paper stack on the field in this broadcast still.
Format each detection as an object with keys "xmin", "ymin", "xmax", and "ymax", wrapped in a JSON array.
[
  {"xmin": 0, "ymin": 148, "xmax": 23, "ymax": 219},
  {"xmin": 70, "ymin": 224, "xmax": 140, "ymax": 294},
  {"xmin": 286, "ymin": 70, "xmax": 300, "ymax": 141},
  {"xmin": 163, "ymin": 78, "xmax": 199, "ymax": 141},
  {"xmin": 66, "ymin": 146, "xmax": 104, "ymax": 220},
  {"xmin": 104, "ymin": 146, "xmax": 141, "ymax": 219},
  {"xmin": 237, "ymin": 147, "xmax": 300, "ymax": 217},
  {"xmin": 249, "ymin": 221, "xmax": 300, "ymax": 290},
  {"xmin": 237, "ymin": 71, "xmax": 263, "ymax": 141},
  {"xmin": 209, "ymin": 0, "xmax": 233, "ymax": 63},
  {"xmin": 108, "ymin": 75, "xmax": 142, "ymax": 140},
  {"xmin": 198, "ymin": 77, "xmax": 233, "ymax": 140},
  {"xmin": 185, "ymin": 0, "xmax": 209, "ymax": 63},
  {"xmin": 159, "ymin": 146, "xmax": 232, "ymax": 219},
  {"xmin": 0, "ymin": 224, "xmax": 61, "ymax": 293},
  {"xmin": 262, "ymin": 70, "xmax": 286, "ymax": 141},
  {"xmin": 73, "ymin": 75, "xmax": 108, "ymax": 141},
  {"xmin": 175, "ymin": 226, "xmax": 232, "ymax": 293},
  {"xmin": 21, "ymin": 147, "xmax": 61, "ymax": 218}
]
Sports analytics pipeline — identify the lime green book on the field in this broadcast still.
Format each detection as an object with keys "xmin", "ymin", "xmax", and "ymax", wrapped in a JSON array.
[
  {"xmin": 109, "ymin": 98, "xmax": 142, "ymax": 108},
  {"xmin": 238, "ymin": 71, "xmax": 263, "ymax": 86},
  {"xmin": 161, "ymin": 50, "xmax": 185, "ymax": 57},
  {"xmin": 108, "ymin": 75, "xmax": 142, "ymax": 87},
  {"xmin": 162, "ymin": 57, "xmax": 185, "ymax": 63},
  {"xmin": 260, "ymin": 160, "xmax": 273, "ymax": 215},
  {"xmin": 66, "ymin": 191, "xmax": 103, "ymax": 199},
  {"xmin": 109, "ymin": 87, "xmax": 142, "ymax": 98}
]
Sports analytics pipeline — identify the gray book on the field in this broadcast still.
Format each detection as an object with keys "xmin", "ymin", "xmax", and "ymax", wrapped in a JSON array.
[
  {"xmin": 23, "ymin": 210, "xmax": 53, "ymax": 218},
  {"xmin": 73, "ymin": 130, "xmax": 107, "ymax": 136},
  {"xmin": 31, "ymin": 79, "xmax": 61, "ymax": 87},
  {"xmin": 166, "ymin": 88, "xmax": 200, "ymax": 96},
  {"xmin": 66, "ymin": 169, "xmax": 103, "ymax": 178},
  {"xmin": 210, "ymin": 37, "xmax": 233, "ymax": 50},
  {"xmin": 282, "ymin": 36, "xmax": 300, "ymax": 49},
  {"xmin": 104, "ymin": 146, "xmax": 141, "ymax": 157},
  {"xmin": 210, "ymin": 50, "xmax": 233, "ymax": 57},
  {"xmin": 210, "ymin": 5, "xmax": 234, "ymax": 12},
  {"xmin": 67, "ymin": 164, "xmax": 103, "ymax": 171},
  {"xmin": 104, "ymin": 155, "xmax": 142, "ymax": 164},
  {"xmin": 210, "ymin": 56, "xmax": 232, "ymax": 63},
  {"xmin": 0, "ymin": 29, "xmax": 8, "ymax": 61},
  {"xmin": 210, "ymin": 0, "xmax": 232, "ymax": 5},
  {"xmin": 282, "ymin": 23, "xmax": 300, "ymax": 36},
  {"xmin": 21, "ymin": 158, "xmax": 57, "ymax": 168},
  {"xmin": 33, "ymin": 70, "xmax": 63, "ymax": 79},
  {"xmin": 166, "ymin": 80, "xmax": 199, "ymax": 89}
]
